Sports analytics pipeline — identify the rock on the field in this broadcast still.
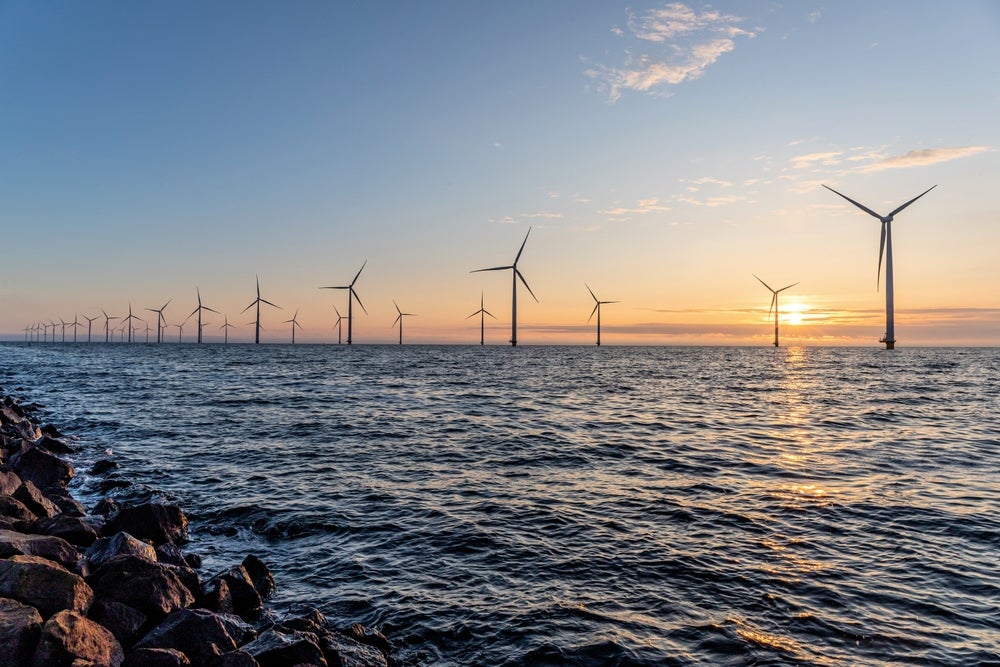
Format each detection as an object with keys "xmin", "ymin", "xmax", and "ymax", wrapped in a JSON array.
[
  {"xmin": 320, "ymin": 632, "xmax": 388, "ymax": 667},
  {"xmin": 211, "ymin": 649, "xmax": 261, "ymax": 667},
  {"xmin": 275, "ymin": 608, "xmax": 326, "ymax": 636},
  {"xmin": 102, "ymin": 503, "xmax": 188, "ymax": 546},
  {"xmin": 241, "ymin": 555, "xmax": 276, "ymax": 600},
  {"xmin": 86, "ymin": 532, "xmax": 158, "ymax": 570},
  {"xmin": 155, "ymin": 542, "xmax": 188, "ymax": 567},
  {"xmin": 199, "ymin": 576, "xmax": 235, "ymax": 615},
  {"xmin": 0, "ymin": 469, "xmax": 21, "ymax": 495},
  {"xmin": 91, "ymin": 459, "xmax": 119, "ymax": 475},
  {"xmin": 43, "ymin": 486, "xmax": 88, "ymax": 517},
  {"xmin": 122, "ymin": 647, "xmax": 191, "ymax": 667},
  {"xmin": 13, "ymin": 479, "xmax": 62, "ymax": 518},
  {"xmin": 40, "ymin": 423, "xmax": 65, "ymax": 438},
  {"xmin": 134, "ymin": 608, "xmax": 238, "ymax": 663},
  {"xmin": 0, "ymin": 494, "xmax": 38, "ymax": 523},
  {"xmin": 208, "ymin": 566, "xmax": 262, "ymax": 621},
  {"xmin": 215, "ymin": 611, "xmax": 257, "ymax": 646},
  {"xmin": 32, "ymin": 609, "xmax": 124, "ymax": 667},
  {"xmin": 0, "ymin": 554, "xmax": 93, "ymax": 618},
  {"xmin": 184, "ymin": 552, "xmax": 203, "ymax": 569},
  {"xmin": 34, "ymin": 435, "xmax": 75, "ymax": 455},
  {"xmin": 242, "ymin": 628, "xmax": 327, "ymax": 667},
  {"xmin": 88, "ymin": 555, "xmax": 195, "ymax": 620},
  {"xmin": 92, "ymin": 498, "xmax": 120, "ymax": 516},
  {"xmin": 343, "ymin": 623, "xmax": 391, "ymax": 658},
  {"xmin": 30, "ymin": 514, "xmax": 101, "ymax": 547},
  {"xmin": 0, "ymin": 596, "xmax": 44, "ymax": 667},
  {"xmin": 0, "ymin": 528, "xmax": 81, "ymax": 571},
  {"xmin": 88, "ymin": 599, "xmax": 147, "ymax": 646},
  {"xmin": 10, "ymin": 446, "xmax": 74, "ymax": 489}
]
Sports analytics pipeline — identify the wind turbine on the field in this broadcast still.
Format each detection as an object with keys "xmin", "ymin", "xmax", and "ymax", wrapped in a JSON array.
[
  {"xmin": 82, "ymin": 315, "xmax": 98, "ymax": 344},
  {"xmin": 471, "ymin": 227, "xmax": 537, "ymax": 347},
  {"xmin": 332, "ymin": 306, "xmax": 344, "ymax": 345},
  {"xmin": 220, "ymin": 315, "xmax": 235, "ymax": 344},
  {"xmin": 146, "ymin": 299, "xmax": 171, "ymax": 344},
  {"xmin": 50, "ymin": 321, "xmax": 59, "ymax": 343},
  {"xmin": 121, "ymin": 303, "xmax": 142, "ymax": 343},
  {"xmin": 586, "ymin": 285, "xmax": 619, "ymax": 347},
  {"xmin": 69, "ymin": 315, "xmax": 82, "ymax": 343},
  {"xmin": 188, "ymin": 288, "xmax": 220, "ymax": 344},
  {"xmin": 753, "ymin": 275, "xmax": 798, "ymax": 348},
  {"xmin": 320, "ymin": 262, "xmax": 367, "ymax": 345},
  {"xmin": 242, "ymin": 275, "xmax": 281, "ymax": 344},
  {"xmin": 283, "ymin": 309, "xmax": 302, "ymax": 344},
  {"xmin": 59, "ymin": 318, "xmax": 68, "ymax": 342},
  {"xmin": 465, "ymin": 293, "xmax": 496, "ymax": 346},
  {"xmin": 392, "ymin": 301, "xmax": 415, "ymax": 345},
  {"xmin": 824, "ymin": 184, "xmax": 936, "ymax": 349},
  {"xmin": 101, "ymin": 309, "xmax": 119, "ymax": 343},
  {"xmin": 144, "ymin": 322, "xmax": 152, "ymax": 344},
  {"xmin": 23, "ymin": 325, "xmax": 30, "ymax": 343},
  {"xmin": 172, "ymin": 321, "xmax": 186, "ymax": 343}
]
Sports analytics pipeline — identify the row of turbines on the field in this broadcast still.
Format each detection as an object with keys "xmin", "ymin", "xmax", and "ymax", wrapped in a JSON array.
[{"xmin": 20, "ymin": 184, "xmax": 935, "ymax": 349}]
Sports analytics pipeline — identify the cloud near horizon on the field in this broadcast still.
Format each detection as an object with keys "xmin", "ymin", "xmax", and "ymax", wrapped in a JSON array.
[{"xmin": 860, "ymin": 146, "xmax": 991, "ymax": 172}]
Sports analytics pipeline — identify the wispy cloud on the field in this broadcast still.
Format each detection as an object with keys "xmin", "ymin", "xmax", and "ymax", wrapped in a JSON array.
[
  {"xmin": 586, "ymin": 3, "xmax": 756, "ymax": 102},
  {"xmin": 599, "ymin": 197, "xmax": 671, "ymax": 221},
  {"xmin": 790, "ymin": 151, "xmax": 844, "ymax": 169},
  {"xmin": 520, "ymin": 211, "xmax": 564, "ymax": 219},
  {"xmin": 860, "ymin": 146, "xmax": 991, "ymax": 173}
]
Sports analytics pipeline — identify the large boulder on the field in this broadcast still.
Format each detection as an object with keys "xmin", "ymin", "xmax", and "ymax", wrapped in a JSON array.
[
  {"xmin": 134, "ymin": 608, "xmax": 238, "ymax": 662},
  {"xmin": 102, "ymin": 504, "xmax": 188, "ymax": 546},
  {"xmin": 10, "ymin": 446, "xmax": 74, "ymax": 489},
  {"xmin": 0, "ymin": 555, "xmax": 93, "ymax": 618},
  {"xmin": 88, "ymin": 599, "xmax": 148, "ymax": 647},
  {"xmin": 88, "ymin": 555, "xmax": 194, "ymax": 620},
  {"xmin": 241, "ymin": 555, "xmax": 276, "ymax": 600},
  {"xmin": 0, "ymin": 494, "xmax": 37, "ymax": 523},
  {"xmin": 0, "ymin": 528, "xmax": 81, "ymax": 571},
  {"xmin": 30, "ymin": 514, "xmax": 101, "ymax": 547},
  {"xmin": 0, "ymin": 469, "xmax": 21, "ymax": 495},
  {"xmin": 86, "ymin": 532, "xmax": 158, "ymax": 570},
  {"xmin": 122, "ymin": 648, "xmax": 191, "ymax": 667},
  {"xmin": 207, "ymin": 566, "xmax": 261, "ymax": 621},
  {"xmin": 13, "ymin": 479, "xmax": 62, "ymax": 518},
  {"xmin": 242, "ymin": 628, "xmax": 327, "ymax": 667},
  {"xmin": 320, "ymin": 632, "xmax": 389, "ymax": 667},
  {"xmin": 213, "ymin": 650, "xmax": 260, "ymax": 666},
  {"xmin": 0, "ymin": 596, "xmax": 43, "ymax": 667},
  {"xmin": 32, "ymin": 609, "xmax": 124, "ymax": 667}
]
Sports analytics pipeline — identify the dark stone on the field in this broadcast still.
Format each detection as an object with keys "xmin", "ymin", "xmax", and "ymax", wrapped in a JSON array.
[
  {"xmin": 44, "ymin": 486, "xmax": 88, "ymax": 517},
  {"xmin": 0, "ymin": 596, "xmax": 44, "ymax": 666},
  {"xmin": 342, "ymin": 623, "xmax": 391, "ymax": 658},
  {"xmin": 35, "ymin": 435, "xmax": 75, "ymax": 455},
  {"xmin": 320, "ymin": 632, "xmax": 388, "ymax": 667},
  {"xmin": 215, "ymin": 612, "xmax": 257, "ymax": 646},
  {"xmin": 122, "ymin": 647, "xmax": 191, "ymax": 667},
  {"xmin": 0, "ymin": 469, "xmax": 20, "ymax": 495},
  {"xmin": 30, "ymin": 514, "xmax": 101, "ymax": 548},
  {"xmin": 93, "ymin": 498, "xmax": 120, "ymax": 516},
  {"xmin": 211, "ymin": 649, "xmax": 260, "ymax": 667},
  {"xmin": 40, "ymin": 423, "xmax": 65, "ymax": 438},
  {"xmin": 86, "ymin": 532, "xmax": 158, "ymax": 570},
  {"xmin": 102, "ymin": 503, "xmax": 188, "ymax": 546},
  {"xmin": 88, "ymin": 599, "xmax": 148, "ymax": 647},
  {"xmin": 242, "ymin": 628, "xmax": 327, "ymax": 667},
  {"xmin": 98, "ymin": 478, "xmax": 134, "ymax": 493},
  {"xmin": 0, "ymin": 494, "xmax": 37, "ymax": 523},
  {"xmin": 32, "ymin": 609, "xmax": 124, "ymax": 667},
  {"xmin": 10, "ymin": 446, "xmax": 74, "ymax": 489},
  {"xmin": 198, "ymin": 577, "xmax": 235, "ymax": 615},
  {"xmin": 184, "ymin": 552, "xmax": 203, "ymax": 569},
  {"xmin": 13, "ymin": 480, "xmax": 62, "ymax": 519},
  {"xmin": 88, "ymin": 555, "xmax": 194, "ymax": 620},
  {"xmin": 134, "ymin": 608, "xmax": 238, "ymax": 663},
  {"xmin": 241, "ymin": 555, "xmax": 276, "ymax": 600},
  {"xmin": 0, "ymin": 527, "xmax": 81, "ymax": 571},
  {"xmin": 92, "ymin": 459, "xmax": 119, "ymax": 475},
  {"xmin": 275, "ymin": 608, "xmax": 326, "ymax": 636},
  {"xmin": 0, "ymin": 554, "xmax": 94, "ymax": 618},
  {"xmin": 208, "ymin": 566, "xmax": 261, "ymax": 621},
  {"xmin": 155, "ymin": 542, "xmax": 188, "ymax": 567}
]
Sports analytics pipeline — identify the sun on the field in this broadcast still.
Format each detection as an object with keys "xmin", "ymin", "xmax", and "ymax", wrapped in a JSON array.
[{"xmin": 782, "ymin": 302, "xmax": 808, "ymax": 326}]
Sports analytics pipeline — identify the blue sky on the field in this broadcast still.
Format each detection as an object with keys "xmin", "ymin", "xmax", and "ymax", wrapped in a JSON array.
[{"xmin": 2, "ymin": 2, "xmax": 998, "ymax": 345}]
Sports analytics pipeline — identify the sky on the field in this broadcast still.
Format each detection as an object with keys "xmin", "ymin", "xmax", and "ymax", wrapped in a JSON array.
[{"xmin": 2, "ymin": 1, "xmax": 998, "ymax": 346}]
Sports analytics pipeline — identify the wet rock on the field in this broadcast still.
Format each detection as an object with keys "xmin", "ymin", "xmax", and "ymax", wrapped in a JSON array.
[
  {"xmin": 93, "ymin": 497, "xmax": 120, "ymax": 516},
  {"xmin": 319, "ymin": 632, "xmax": 388, "ymax": 667},
  {"xmin": 40, "ymin": 423, "xmax": 65, "ymax": 439},
  {"xmin": 155, "ymin": 542, "xmax": 188, "ymax": 567},
  {"xmin": 208, "ymin": 565, "xmax": 262, "ymax": 621},
  {"xmin": 199, "ymin": 576, "xmax": 235, "ymax": 615},
  {"xmin": 211, "ymin": 649, "xmax": 261, "ymax": 667},
  {"xmin": 88, "ymin": 599, "xmax": 148, "ymax": 647},
  {"xmin": 275, "ymin": 608, "xmax": 326, "ymax": 636},
  {"xmin": 35, "ymin": 434, "xmax": 75, "ymax": 455},
  {"xmin": 32, "ymin": 609, "xmax": 124, "ymax": 667},
  {"xmin": 216, "ymin": 612, "xmax": 257, "ymax": 645},
  {"xmin": 0, "ymin": 528, "xmax": 81, "ymax": 571},
  {"xmin": 242, "ymin": 628, "xmax": 327, "ymax": 667},
  {"xmin": 0, "ymin": 469, "xmax": 21, "ymax": 495},
  {"xmin": 122, "ymin": 647, "xmax": 191, "ymax": 667},
  {"xmin": 86, "ymin": 532, "xmax": 158, "ymax": 569},
  {"xmin": 135, "ymin": 608, "xmax": 238, "ymax": 663},
  {"xmin": 30, "ymin": 514, "xmax": 102, "ymax": 547},
  {"xmin": 0, "ymin": 596, "xmax": 44, "ymax": 667},
  {"xmin": 0, "ymin": 554, "xmax": 93, "ymax": 618},
  {"xmin": 102, "ymin": 503, "xmax": 189, "ymax": 546},
  {"xmin": 242, "ymin": 555, "xmax": 276, "ymax": 600},
  {"xmin": 13, "ymin": 479, "xmax": 62, "ymax": 518},
  {"xmin": 10, "ymin": 446, "xmax": 74, "ymax": 489},
  {"xmin": 91, "ymin": 459, "xmax": 119, "ymax": 475},
  {"xmin": 88, "ymin": 555, "xmax": 195, "ymax": 620},
  {"xmin": 184, "ymin": 552, "xmax": 203, "ymax": 569},
  {"xmin": 44, "ymin": 486, "xmax": 89, "ymax": 517},
  {"xmin": 343, "ymin": 623, "xmax": 391, "ymax": 658},
  {"xmin": 0, "ymin": 494, "xmax": 37, "ymax": 523}
]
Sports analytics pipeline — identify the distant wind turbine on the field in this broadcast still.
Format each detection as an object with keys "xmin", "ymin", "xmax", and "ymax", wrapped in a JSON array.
[
  {"xmin": 242, "ymin": 275, "xmax": 281, "ymax": 344},
  {"xmin": 188, "ymin": 288, "xmax": 219, "ymax": 344},
  {"xmin": 320, "ymin": 262, "xmax": 367, "ymax": 345},
  {"xmin": 392, "ymin": 301, "xmax": 415, "ymax": 345},
  {"xmin": 283, "ymin": 309, "xmax": 302, "ymax": 344},
  {"xmin": 753, "ymin": 275, "xmax": 799, "ymax": 348},
  {"xmin": 172, "ymin": 321, "xmax": 186, "ymax": 343},
  {"xmin": 144, "ymin": 322, "xmax": 152, "ymax": 344},
  {"xmin": 146, "ymin": 299, "xmax": 171, "ymax": 344},
  {"xmin": 101, "ymin": 309, "xmax": 119, "ymax": 343},
  {"xmin": 471, "ymin": 227, "xmax": 537, "ymax": 347},
  {"xmin": 59, "ymin": 318, "xmax": 68, "ymax": 342},
  {"xmin": 82, "ymin": 314, "xmax": 98, "ymax": 344},
  {"xmin": 823, "ymin": 184, "xmax": 936, "ymax": 349},
  {"xmin": 332, "ymin": 306, "xmax": 344, "ymax": 345},
  {"xmin": 70, "ymin": 315, "xmax": 82, "ymax": 343},
  {"xmin": 121, "ymin": 303, "xmax": 143, "ymax": 344},
  {"xmin": 586, "ymin": 285, "xmax": 619, "ymax": 347},
  {"xmin": 465, "ymin": 293, "xmax": 496, "ymax": 346},
  {"xmin": 220, "ymin": 315, "xmax": 235, "ymax": 344},
  {"xmin": 50, "ymin": 321, "xmax": 58, "ymax": 343}
]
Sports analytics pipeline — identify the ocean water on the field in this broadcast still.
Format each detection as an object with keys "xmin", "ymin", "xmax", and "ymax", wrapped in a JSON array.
[{"xmin": 2, "ymin": 343, "xmax": 998, "ymax": 666}]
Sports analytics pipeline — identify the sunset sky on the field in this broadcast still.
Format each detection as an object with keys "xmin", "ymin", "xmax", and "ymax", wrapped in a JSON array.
[{"xmin": 2, "ymin": 1, "xmax": 998, "ymax": 345}]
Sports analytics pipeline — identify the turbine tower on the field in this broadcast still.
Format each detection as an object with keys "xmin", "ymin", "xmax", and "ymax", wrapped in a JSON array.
[
  {"xmin": 82, "ymin": 314, "xmax": 98, "ymax": 344},
  {"xmin": 392, "ymin": 301, "xmax": 414, "ymax": 345},
  {"xmin": 471, "ymin": 227, "xmax": 537, "ymax": 347},
  {"xmin": 753, "ymin": 274, "xmax": 798, "ymax": 348},
  {"xmin": 146, "ymin": 299, "xmax": 171, "ymax": 344},
  {"xmin": 121, "ymin": 303, "xmax": 143, "ymax": 343},
  {"xmin": 823, "ymin": 184, "xmax": 936, "ymax": 349},
  {"xmin": 242, "ymin": 275, "xmax": 281, "ymax": 344},
  {"xmin": 586, "ymin": 284, "xmax": 619, "ymax": 347},
  {"xmin": 283, "ymin": 309, "xmax": 302, "ymax": 344},
  {"xmin": 465, "ymin": 293, "xmax": 496, "ymax": 346},
  {"xmin": 188, "ymin": 288, "xmax": 219, "ymax": 344},
  {"xmin": 101, "ymin": 309, "xmax": 119, "ymax": 343},
  {"xmin": 59, "ymin": 318, "xmax": 68, "ymax": 342},
  {"xmin": 320, "ymin": 262, "xmax": 367, "ymax": 345},
  {"xmin": 220, "ymin": 315, "xmax": 235, "ymax": 344},
  {"xmin": 332, "ymin": 306, "xmax": 344, "ymax": 345}
]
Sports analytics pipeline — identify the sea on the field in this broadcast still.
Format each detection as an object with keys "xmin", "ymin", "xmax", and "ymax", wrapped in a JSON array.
[{"xmin": 1, "ymin": 343, "xmax": 998, "ymax": 666}]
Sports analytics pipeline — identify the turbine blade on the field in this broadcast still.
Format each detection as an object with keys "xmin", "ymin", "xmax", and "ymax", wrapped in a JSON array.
[
  {"xmin": 241, "ymin": 301, "xmax": 256, "ymax": 314},
  {"xmin": 586, "ymin": 283, "xmax": 598, "ymax": 303},
  {"xmin": 513, "ymin": 227, "xmax": 532, "ymax": 264},
  {"xmin": 393, "ymin": 300, "xmax": 401, "ymax": 315},
  {"xmin": 465, "ymin": 311, "xmax": 478, "ymax": 320},
  {"xmin": 515, "ymin": 269, "xmax": 539, "ymax": 302},
  {"xmin": 203, "ymin": 306, "xmax": 220, "ymax": 314},
  {"xmin": 588, "ymin": 303, "xmax": 599, "ymax": 324},
  {"xmin": 768, "ymin": 294, "xmax": 776, "ymax": 320},
  {"xmin": 877, "ymin": 221, "xmax": 886, "ymax": 291},
  {"xmin": 484, "ymin": 309, "xmax": 496, "ymax": 319},
  {"xmin": 776, "ymin": 282, "xmax": 799, "ymax": 292},
  {"xmin": 471, "ymin": 265, "xmax": 513, "ymax": 273},
  {"xmin": 261, "ymin": 299, "xmax": 281, "ymax": 309},
  {"xmin": 353, "ymin": 289, "xmax": 368, "ymax": 314},
  {"xmin": 823, "ymin": 184, "xmax": 883, "ymax": 220},
  {"xmin": 320, "ymin": 285, "xmax": 349, "ymax": 290},
  {"xmin": 753, "ymin": 274, "xmax": 774, "ymax": 292},
  {"xmin": 887, "ymin": 185, "xmax": 937, "ymax": 218},
  {"xmin": 393, "ymin": 314, "xmax": 401, "ymax": 326},
  {"xmin": 351, "ymin": 261, "xmax": 367, "ymax": 286}
]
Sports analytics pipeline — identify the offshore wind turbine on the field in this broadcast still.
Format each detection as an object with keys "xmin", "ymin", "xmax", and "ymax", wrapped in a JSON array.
[
  {"xmin": 471, "ymin": 227, "xmax": 537, "ymax": 347},
  {"xmin": 101, "ymin": 309, "xmax": 119, "ymax": 343},
  {"xmin": 220, "ymin": 315, "xmax": 234, "ymax": 344},
  {"xmin": 188, "ymin": 288, "xmax": 220, "ymax": 344},
  {"xmin": 823, "ymin": 184, "xmax": 936, "ymax": 349},
  {"xmin": 283, "ymin": 309, "xmax": 302, "ymax": 344},
  {"xmin": 82, "ymin": 314, "xmax": 98, "ymax": 344},
  {"xmin": 465, "ymin": 293, "xmax": 496, "ymax": 346},
  {"xmin": 392, "ymin": 301, "xmax": 415, "ymax": 345},
  {"xmin": 146, "ymin": 299, "xmax": 171, "ymax": 344},
  {"xmin": 121, "ymin": 303, "xmax": 142, "ymax": 343},
  {"xmin": 144, "ymin": 322, "xmax": 152, "ymax": 344},
  {"xmin": 753, "ymin": 274, "xmax": 798, "ymax": 348},
  {"xmin": 332, "ymin": 306, "xmax": 344, "ymax": 345},
  {"xmin": 70, "ymin": 315, "xmax": 82, "ymax": 343},
  {"xmin": 242, "ymin": 275, "xmax": 281, "ymax": 344},
  {"xmin": 320, "ymin": 262, "xmax": 367, "ymax": 345},
  {"xmin": 586, "ymin": 285, "xmax": 619, "ymax": 347},
  {"xmin": 59, "ymin": 318, "xmax": 68, "ymax": 342},
  {"xmin": 172, "ymin": 322, "xmax": 186, "ymax": 343}
]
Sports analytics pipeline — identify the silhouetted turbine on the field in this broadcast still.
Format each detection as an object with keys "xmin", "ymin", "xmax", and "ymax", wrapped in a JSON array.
[
  {"xmin": 121, "ymin": 303, "xmax": 143, "ymax": 344},
  {"xmin": 82, "ymin": 315, "xmax": 98, "ymax": 344},
  {"xmin": 188, "ymin": 287, "xmax": 220, "ymax": 344},
  {"xmin": 146, "ymin": 299, "xmax": 171, "ymax": 344},
  {"xmin": 101, "ymin": 309, "xmax": 119, "ymax": 343},
  {"xmin": 392, "ymin": 301, "xmax": 415, "ymax": 345},
  {"xmin": 283, "ymin": 309, "xmax": 302, "ymax": 344},
  {"xmin": 320, "ymin": 262, "xmax": 367, "ymax": 345},
  {"xmin": 586, "ymin": 285, "xmax": 619, "ymax": 347},
  {"xmin": 242, "ymin": 275, "xmax": 281, "ymax": 344},
  {"xmin": 465, "ymin": 293, "xmax": 496, "ymax": 346},
  {"xmin": 753, "ymin": 274, "xmax": 798, "ymax": 348},
  {"xmin": 219, "ymin": 315, "xmax": 235, "ymax": 344},
  {"xmin": 471, "ymin": 228, "xmax": 537, "ymax": 347},
  {"xmin": 332, "ymin": 306, "xmax": 344, "ymax": 345}
]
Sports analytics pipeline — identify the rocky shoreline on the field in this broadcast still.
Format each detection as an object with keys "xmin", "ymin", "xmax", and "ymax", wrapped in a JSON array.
[{"xmin": 0, "ymin": 391, "xmax": 393, "ymax": 667}]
